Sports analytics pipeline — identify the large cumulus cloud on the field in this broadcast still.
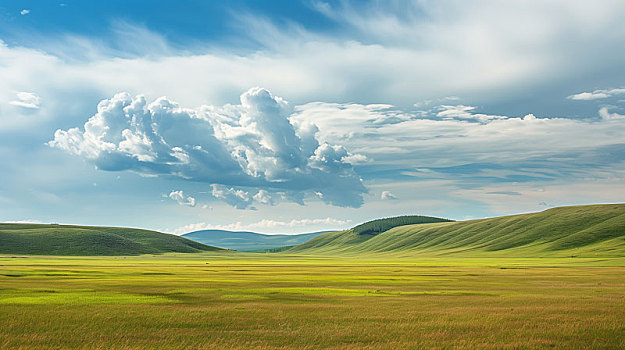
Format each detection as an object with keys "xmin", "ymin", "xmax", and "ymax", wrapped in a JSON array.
[{"xmin": 49, "ymin": 87, "xmax": 366, "ymax": 207}]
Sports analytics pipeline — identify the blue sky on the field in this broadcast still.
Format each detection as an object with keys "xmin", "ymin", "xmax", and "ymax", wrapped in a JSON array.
[{"xmin": 1, "ymin": 0, "xmax": 624, "ymax": 234}]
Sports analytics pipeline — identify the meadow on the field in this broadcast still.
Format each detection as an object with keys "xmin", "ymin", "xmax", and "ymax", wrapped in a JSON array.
[{"xmin": 1, "ymin": 252, "xmax": 624, "ymax": 349}]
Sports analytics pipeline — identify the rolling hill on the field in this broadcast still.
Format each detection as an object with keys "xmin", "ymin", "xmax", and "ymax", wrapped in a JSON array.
[
  {"xmin": 352, "ymin": 215, "xmax": 453, "ymax": 235},
  {"xmin": 181, "ymin": 230, "xmax": 328, "ymax": 251},
  {"xmin": 3, "ymin": 203, "xmax": 624, "ymax": 257},
  {"xmin": 0, "ymin": 223, "xmax": 220, "ymax": 255},
  {"xmin": 286, "ymin": 204, "xmax": 625, "ymax": 257}
]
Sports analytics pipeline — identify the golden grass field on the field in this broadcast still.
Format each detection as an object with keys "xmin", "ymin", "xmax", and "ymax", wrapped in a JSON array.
[{"xmin": 1, "ymin": 252, "xmax": 624, "ymax": 349}]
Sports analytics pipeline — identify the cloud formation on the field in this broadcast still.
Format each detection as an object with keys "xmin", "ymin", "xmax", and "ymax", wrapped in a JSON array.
[
  {"xmin": 10, "ymin": 92, "xmax": 40, "ymax": 109},
  {"xmin": 381, "ymin": 191, "xmax": 397, "ymax": 200},
  {"xmin": 253, "ymin": 189, "xmax": 273, "ymax": 205},
  {"xmin": 168, "ymin": 190, "xmax": 195, "ymax": 207},
  {"xmin": 209, "ymin": 185, "xmax": 252, "ymax": 209},
  {"xmin": 173, "ymin": 217, "xmax": 351, "ymax": 235},
  {"xmin": 3, "ymin": 0, "xmax": 625, "ymax": 116},
  {"xmin": 49, "ymin": 87, "xmax": 366, "ymax": 207},
  {"xmin": 568, "ymin": 88, "xmax": 625, "ymax": 100},
  {"xmin": 436, "ymin": 105, "xmax": 506, "ymax": 123},
  {"xmin": 1, "ymin": 2, "xmax": 625, "ymax": 235},
  {"xmin": 291, "ymin": 99, "xmax": 625, "ymax": 191},
  {"xmin": 599, "ymin": 107, "xmax": 625, "ymax": 120}
]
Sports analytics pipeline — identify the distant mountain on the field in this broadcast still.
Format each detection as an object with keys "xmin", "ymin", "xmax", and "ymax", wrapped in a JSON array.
[
  {"xmin": 286, "ymin": 204, "xmax": 625, "ymax": 257},
  {"xmin": 181, "ymin": 230, "xmax": 329, "ymax": 251},
  {"xmin": 0, "ymin": 223, "xmax": 220, "ymax": 256}
]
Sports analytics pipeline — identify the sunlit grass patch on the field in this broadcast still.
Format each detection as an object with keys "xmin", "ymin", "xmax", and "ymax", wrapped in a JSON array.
[
  {"xmin": 250, "ymin": 287, "xmax": 396, "ymax": 296},
  {"xmin": 0, "ymin": 269, "xmax": 112, "ymax": 279},
  {"xmin": 245, "ymin": 287, "xmax": 498, "ymax": 297},
  {"xmin": 220, "ymin": 294, "xmax": 269, "ymax": 300},
  {"xmin": 165, "ymin": 288, "xmax": 215, "ymax": 295},
  {"xmin": 166, "ymin": 287, "xmax": 389, "ymax": 297},
  {"xmin": 166, "ymin": 287, "xmax": 498, "ymax": 298},
  {"xmin": 0, "ymin": 288, "xmax": 175, "ymax": 305},
  {"xmin": 403, "ymin": 290, "xmax": 498, "ymax": 296}
]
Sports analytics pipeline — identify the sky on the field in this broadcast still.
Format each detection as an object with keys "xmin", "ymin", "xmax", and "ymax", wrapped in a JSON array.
[{"xmin": 1, "ymin": 0, "xmax": 624, "ymax": 235}]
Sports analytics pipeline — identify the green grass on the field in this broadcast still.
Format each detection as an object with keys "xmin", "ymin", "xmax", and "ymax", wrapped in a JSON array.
[
  {"xmin": 288, "ymin": 204, "xmax": 625, "ymax": 257},
  {"xmin": 0, "ymin": 253, "xmax": 624, "ymax": 349},
  {"xmin": 0, "ymin": 288, "xmax": 174, "ymax": 305},
  {"xmin": 1, "ymin": 204, "xmax": 625, "ymax": 348},
  {"xmin": 0, "ymin": 223, "xmax": 221, "ymax": 255},
  {"xmin": 4, "ymin": 204, "xmax": 622, "ymax": 257}
]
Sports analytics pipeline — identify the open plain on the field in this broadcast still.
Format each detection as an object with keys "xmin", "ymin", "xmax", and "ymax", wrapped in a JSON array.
[{"xmin": 1, "ymin": 252, "xmax": 624, "ymax": 349}]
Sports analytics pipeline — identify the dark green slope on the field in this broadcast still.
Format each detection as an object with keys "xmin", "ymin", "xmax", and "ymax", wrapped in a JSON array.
[
  {"xmin": 287, "ymin": 204, "xmax": 625, "ymax": 256},
  {"xmin": 352, "ymin": 215, "xmax": 452, "ymax": 235},
  {"xmin": 0, "ymin": 223, "xmax": 221, "ymax": 256}
]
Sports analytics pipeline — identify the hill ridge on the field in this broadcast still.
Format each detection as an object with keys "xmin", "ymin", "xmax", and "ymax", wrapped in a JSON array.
[
  {"xmin": 0, "ymin": 223, "xmax": 220, "ymax": 256},
  {"xmin": 285, "ymin": 204, "xmax": 625, "ymax": 257}
]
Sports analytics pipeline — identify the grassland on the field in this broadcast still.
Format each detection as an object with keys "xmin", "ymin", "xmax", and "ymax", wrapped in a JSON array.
[
  {"xmin": 1, "ymin": 252, "xmax": 624, "ymax": 349},
  {"xmin": 289, "ymin": 204, "xmax": 625, "ymax": 257},
  {"xmin": 0, "ymin": 223, "xmax": 219, "ymax": 255},
  {"xmin": 1, "ymin": 204, "xmax": 624, "ymax": 348}
]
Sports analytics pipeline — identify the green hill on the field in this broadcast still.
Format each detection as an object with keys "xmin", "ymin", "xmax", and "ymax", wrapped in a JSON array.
[
  {"xmin": 0, "ymin": 223, "xmax": 221, "ymax": 256},
  {"xmin": 286, "ymin": 204, "xmax": 625, "ymax": 257},
  {"xmin": 352, "ymin": 215, "xmax": 452, "ymax": 235}
]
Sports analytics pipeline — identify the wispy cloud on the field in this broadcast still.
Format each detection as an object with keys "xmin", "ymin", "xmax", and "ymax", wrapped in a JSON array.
[
  {"xmin": 567, "ymin": 88, "xmax": 625, "ymax": 100},
  {"xmin": 292, "ymin": 100, "xmax": 625, "ymax": 195},
  {"xmin": 599, "ymin": 107, "xmax": 625, "ymax": 120},
  {"xmin": 172, "ymin": 217, "xmax": 351, "ymax": 235},
  {"xmin": 5, "ymin": 219, "xmax": 44, "ymax": 224},
  {"xmin": 381, "ymin": 191, "xmax": 397, "ymax": 200},
  {"xmin": 9, "ymin": 92, "xmax": 40, "ymax": 109},
  {"xmin": 168, "ymin": 190, "xmax": 196, "ymax": 207},
  {"xmin": 5, "ymin": 2, "xmax": 625, "ymax": 110},
  {"xmin": 209, "ymin": 185, "xmax": 252, "ymax": 209}
]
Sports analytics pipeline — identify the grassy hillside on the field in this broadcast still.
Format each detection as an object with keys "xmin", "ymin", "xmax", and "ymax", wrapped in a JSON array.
[
  {"xmin": 182, "ymin": 230, "xmax": 327, "ymax": 251},
  {"xmin": 0, "ymin": 223, "xmax": 221, "ymax": 255},
  {"xmin": 287, "ymin": 204, "xmax": 625, "ymax": 257},
  {"xmin": 352, "ymin": 215, "xmax": 452, "ymax": 235}
]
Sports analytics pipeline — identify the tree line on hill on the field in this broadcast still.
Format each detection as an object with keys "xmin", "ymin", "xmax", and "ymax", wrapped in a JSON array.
[{"xmin": 352, "ymin": 215, "xmax": 453, "ymax": 236}]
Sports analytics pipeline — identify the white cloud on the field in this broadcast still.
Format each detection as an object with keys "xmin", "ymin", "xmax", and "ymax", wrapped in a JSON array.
[
  {"xmin": 291, "ymin": 102, "xmax": 625, "ymax": 181},
  {"xmin": 49, "ymin": 87, "xmax": 366, "ymax": 207},
  {"xmin": 5, "ymin": 219, "xmax": 44, "ymax": 224},
  {"xmin": 381, "ymin": 191, "xmax": 397, "ymax": 200},
  {"xmin": 172, "ymin": 217, "xmax": 351, "ymax": 235},
  {"xmin": 2, "ymin": 1, "xmax": 625, "ymax": 116},
  {"xmin": 2, "ymin": 3, "xmax": 625, "ymax": 227},
  {"xmin": 436, "ymin": 105, "xmax": 506, "ymax": 123},
  {"xmin": 9, "ymin": 92, "xmax": 40, "ymax": 109},
  {"xmin": 210, "ymin": 185, "xmax": 252, "ymax": 209},
  {"xmin": 568, "ymin": 88, "xmax": 625, "ymax": 100},
  {"xmin": 209, "ymin": 186, "xmax": 274, "ymax": 209},
  {"xmin": 598, "ymin": 107, "xmax": 625, "ymax": 120},
  {"xmin": 168, "ymin": 190, "xmax": 195, "ymax": 207},
  {"xmin": 253, "ymin": 189, "xmax": 273, "ymax": 205},
  {"xmin": 20, "ymin": 9, "xmax": 30, "ymax": 15}
]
